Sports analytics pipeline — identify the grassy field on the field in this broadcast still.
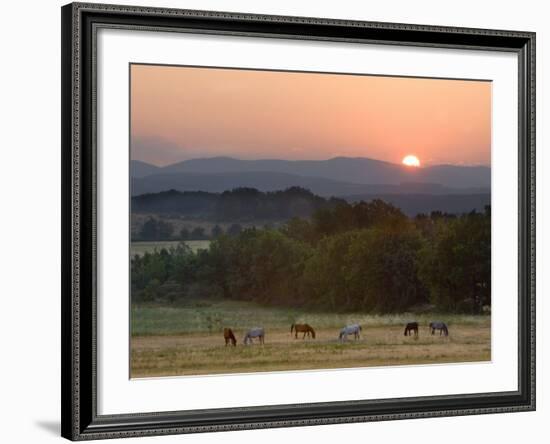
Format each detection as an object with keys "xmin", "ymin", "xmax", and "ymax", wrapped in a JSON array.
[
  {"xmin": 131, "ymin": 240, "xmax": 211, "ymax": 257},
  {"xmin": 131, "ymin": 299, "xmax": 491, "ymax": 378}
]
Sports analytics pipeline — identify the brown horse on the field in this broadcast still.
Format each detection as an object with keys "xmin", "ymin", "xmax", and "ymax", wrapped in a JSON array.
[
  {"xmin": 404, "ymin": 322, "xmax": 419, "ymax": 337},
  {"xmin": 290, "ymin": 323, "xmax": 316, "ymax": 339},
  {"xmin": 223, "ymin": 328, "xmax": 237, "ymax": 346}
]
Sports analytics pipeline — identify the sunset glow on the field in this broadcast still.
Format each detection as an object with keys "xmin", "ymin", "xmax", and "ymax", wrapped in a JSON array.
[
  {"xmin": 131, "ymin": 65, "xmax": 491, "ymax": 166},
  {"xmin": 402, "ymin": 155, "xmax": 421, "ymax": 167}
]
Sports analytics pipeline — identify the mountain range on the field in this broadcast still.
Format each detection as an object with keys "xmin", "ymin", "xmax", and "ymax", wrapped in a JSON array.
[{"xmin": 131, "ymin": 156, "xmax": 490, "ymax": 197}]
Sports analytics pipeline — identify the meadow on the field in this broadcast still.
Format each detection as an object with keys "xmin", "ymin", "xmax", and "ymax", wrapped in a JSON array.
[{"xmin": 130, "ymin": 298, "xmax": 491, "ymax": 377}]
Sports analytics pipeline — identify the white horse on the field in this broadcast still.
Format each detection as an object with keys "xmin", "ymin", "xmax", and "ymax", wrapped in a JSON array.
[
  {"xmin": 339, "ymin": 324, "xmax": 362, "ymax": 342},
  {"xmin": 243, "ymin": 327, "xmax": 265, "ymax": 345}
]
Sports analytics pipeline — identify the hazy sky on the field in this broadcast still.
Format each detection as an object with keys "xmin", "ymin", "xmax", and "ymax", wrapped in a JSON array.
[{"xmin": 130, "ymin": 64, "xmax": 491, "ymax": 167}]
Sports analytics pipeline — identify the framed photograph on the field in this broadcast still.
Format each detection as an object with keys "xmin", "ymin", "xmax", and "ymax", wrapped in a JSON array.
[{"xmin": 61, "ymin": 2, "xmax": 536, "ymax": 440}]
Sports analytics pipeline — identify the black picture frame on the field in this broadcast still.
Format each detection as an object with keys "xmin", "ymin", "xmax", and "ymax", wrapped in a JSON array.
[{"xmin": 61, "ymin": 2, "xmax": 536, "ymax": 440}]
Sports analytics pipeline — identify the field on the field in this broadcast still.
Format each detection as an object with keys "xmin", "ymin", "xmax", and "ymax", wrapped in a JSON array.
[
  {"xmin": 130, "ymin": 298, "xmax": 491, "ymax": 378},
  {"xmin": 131, "ymin": 240, "xmax": 211, "ymax": 257}
]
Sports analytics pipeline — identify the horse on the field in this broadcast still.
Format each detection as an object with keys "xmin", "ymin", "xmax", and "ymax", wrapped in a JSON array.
[
  {"xmin": 243, "ymin": 327, "xmax": 265, "ymax": 345},
  {"xmin": 223, "ymin": 327, "xmax": 237, "ymax": 346},
  {"xmin": 339, "ymin": 324, "xmax": 362, "ymax": 342},
  {"xmin": 429, "ymin": 321, "xmax": 449, "ymax": 336},
  {"xmin": 404, "ymin": 322, "xmax": 419, "ymax": 337},
  {"xmin": 290, "ymin": 323, "xmax": 316, "ymax": 339}
]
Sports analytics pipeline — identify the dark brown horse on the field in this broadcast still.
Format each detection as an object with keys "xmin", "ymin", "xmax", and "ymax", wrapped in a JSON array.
[
  {"xmin": 224, "ymin": 327, "xmax": 237, "ymax": 346},
  {"xmin": 404, "ymin": 322, "xmax": 419, "ymax": 337},
  {"xmin": 290, "ymin": 323, "xmax": 316, "ymax": 339}
]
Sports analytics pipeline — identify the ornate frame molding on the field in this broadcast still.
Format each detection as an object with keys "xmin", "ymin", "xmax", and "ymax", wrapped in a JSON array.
[{"xmin": 61, "ymin": 2, "xmax": 535, "ymax": 440}]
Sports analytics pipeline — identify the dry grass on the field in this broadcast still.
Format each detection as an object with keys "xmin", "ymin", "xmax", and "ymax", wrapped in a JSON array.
[{"xmin": 130, "ymin": 324, "xmax": 490, "ymax": 378}]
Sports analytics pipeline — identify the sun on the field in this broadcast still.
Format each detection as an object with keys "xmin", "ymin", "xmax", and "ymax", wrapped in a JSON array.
[{"xmin": 402, "ymin": 155, "xmax": 421, "ymax": 167}]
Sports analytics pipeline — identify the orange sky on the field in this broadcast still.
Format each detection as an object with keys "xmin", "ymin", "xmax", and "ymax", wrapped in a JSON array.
[{"xmin": 130, "ymin": 64, "xmax": 491, "ymax": 167}]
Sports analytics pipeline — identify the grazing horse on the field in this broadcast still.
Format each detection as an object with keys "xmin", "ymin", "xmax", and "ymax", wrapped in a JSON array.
[
  {"xmin": 339, "ymin": 324, "xmax": 362, "ymax": 342},
  {"xmin": 404, "ymin": 322, "xmax": 419, "ymax": 337},
  {"xmin": 429, "ymin": 321, "xmax": 449, "ymax": 336},
  {"xmin": 290, "ymin": 323, "xmax": 316, "ymax": 339},
  {"xmin": 243, "ymin": 327, "xmax": 265, "ymax": 345},
  {"xmin": 223, "ymin": 328, "xmax": 237, "ymax": 346}
]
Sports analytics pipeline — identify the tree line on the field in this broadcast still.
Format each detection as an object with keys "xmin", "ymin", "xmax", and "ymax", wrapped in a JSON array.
[
  {"xmin": 131, "ymin": 199, "xmax": 491, "ymax": 314},
  {"xmin": 132, "ymin": 187, "xmax": 343, "ymax": 221},
  {"xmin": 135, "ymin": 217, "xmax": 244, "ymax": 241}
]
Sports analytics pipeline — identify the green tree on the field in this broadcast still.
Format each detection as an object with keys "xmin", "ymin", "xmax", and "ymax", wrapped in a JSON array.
[
  {"xmin": 418, "ymin": 209, "xmax": 491, "ymax": 312},
  {"xmin": 227, "ymin": 223, "xmax": 243, "ymax": 237},
  {"xmin": 211, "ymin": 224, "xmax": 224, "ymax": 239},
  {"xmin": 346, "ymin": 224, "xmax": 427, "ymax": 312},
  {"xmin": 281, "ymin": 217, "xmax": 315, "ymax": 244},
  {"xmin": 301, "ymin": 231, "xmax": 358, "ymax": 310},
  {"xmin": 191, "ymin": 226, "xmax": 206, "ymax": 240},
  {"xmin": 208, "ymin": 229, "xmax": 312, "ymax": 306},
  {"xmin": 139, "ymin": 217, "xmax": 174, "ymax": 241}
]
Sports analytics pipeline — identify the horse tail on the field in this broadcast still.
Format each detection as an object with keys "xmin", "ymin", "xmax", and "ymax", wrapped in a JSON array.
[
  {"xmin": 444, "ymin": 325, "xmax": 449, "ymax": 336},
  {"xmin": 404, "ymin": 326, "xmax": 408, "ymax": 336},
  {"xmin": 311, "ymin": 327, "xmax": 316, "ymax": 339},
  {"xmin": 290, "ymin": 324, "xmax": 294, "ymax": 334}
]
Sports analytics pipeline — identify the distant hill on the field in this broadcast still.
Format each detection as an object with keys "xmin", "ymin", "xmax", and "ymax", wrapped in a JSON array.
[
  {"xmin": 131, "ymin": 160, "xmax": 161, "ymax": 178},
  {"xmin": 132, "ymin": 187, "xmax": 490, "ymax": 219},
  {"xmin": 132, "ymin": 156, "xmax": 490, "ymax": 189},
  {"xmin": 131, "ymin": 170, "xmax": 489, "ymax": 197},
  {"xmin": 343, "ymin": 193, "xmax": 491, "ymax": 217},
  {"xmin": 132, "ymin": 187, "xmax": 340, "ymax": 221}
]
